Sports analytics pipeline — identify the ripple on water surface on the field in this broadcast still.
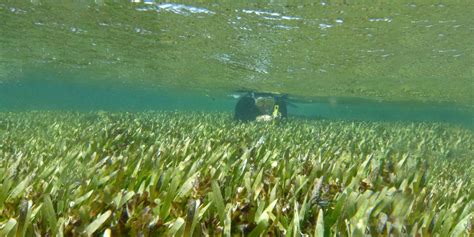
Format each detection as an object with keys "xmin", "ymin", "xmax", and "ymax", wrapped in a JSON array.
[{"xmin": 0, "ymin": 1, "xmax": 472, "ymax": 105}]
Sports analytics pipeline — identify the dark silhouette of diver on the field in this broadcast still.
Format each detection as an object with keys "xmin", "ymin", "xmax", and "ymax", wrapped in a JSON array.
[{"xmin": 234, "ymin": 93, "xmax": 287, "ymax": 122}]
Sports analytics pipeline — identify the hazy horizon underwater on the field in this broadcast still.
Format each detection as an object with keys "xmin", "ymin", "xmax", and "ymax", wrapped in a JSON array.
[{"xmin": 0, "ymin": 1, "xmax": 473, "ymax": 236}]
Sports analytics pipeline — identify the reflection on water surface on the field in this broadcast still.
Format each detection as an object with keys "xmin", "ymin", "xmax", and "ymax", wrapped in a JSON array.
[{"xmin": 1, "ymin": 1, "xmax": 473, "ymax": 104}]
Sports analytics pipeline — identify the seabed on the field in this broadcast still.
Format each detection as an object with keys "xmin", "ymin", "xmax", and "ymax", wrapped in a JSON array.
[{"xmin": 0, "ymin": 111, "xmax": 472, "ymax": 236}]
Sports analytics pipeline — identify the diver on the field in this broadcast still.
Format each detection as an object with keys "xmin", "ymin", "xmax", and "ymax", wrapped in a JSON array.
[{"xmin": 234, "ymin": 92, "xmax": 287, "ymax": 122}]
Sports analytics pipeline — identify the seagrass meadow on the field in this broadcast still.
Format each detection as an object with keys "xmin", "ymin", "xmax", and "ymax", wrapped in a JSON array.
[{"xmin": 0, "ymin": 111, "xmax": 472, "ymax": 236}]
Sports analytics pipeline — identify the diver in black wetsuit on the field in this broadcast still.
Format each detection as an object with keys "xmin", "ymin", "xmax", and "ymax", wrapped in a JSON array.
[{"xmin": 234, "ymin": 93, "xmax": 287, "ymax": 122}]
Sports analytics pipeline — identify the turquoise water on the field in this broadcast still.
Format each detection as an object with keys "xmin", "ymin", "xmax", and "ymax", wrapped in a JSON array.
[
  {"xmin": 1, "ymin": 70, "xmax": 472, "ymax": 128},
  {"xmin": 1, "ymin": 1, "xmax": 473, "ymax": 125}
]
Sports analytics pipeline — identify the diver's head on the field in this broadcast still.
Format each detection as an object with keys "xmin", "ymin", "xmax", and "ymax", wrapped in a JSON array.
[{"xmin": 255, "ymin": 96, "xmax": 275, "ymax": 115}]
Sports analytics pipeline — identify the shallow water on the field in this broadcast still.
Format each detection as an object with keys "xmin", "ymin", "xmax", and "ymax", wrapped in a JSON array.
[
  {"xmin": 1, "ymin": 71, "xmax": 472, "ymax": 128},
  {"xmin": 1, "ymin": 2, "xmax": 473, "ymax": 235},
  {"xmin": 1, "ymin": 1, "xmax": 473, "ymax": 123}
]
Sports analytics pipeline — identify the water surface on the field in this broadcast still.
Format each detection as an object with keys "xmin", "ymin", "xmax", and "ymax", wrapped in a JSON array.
[{"xmin": 1, "ymin": 0, "xmax": 473, "ymax": 118}]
